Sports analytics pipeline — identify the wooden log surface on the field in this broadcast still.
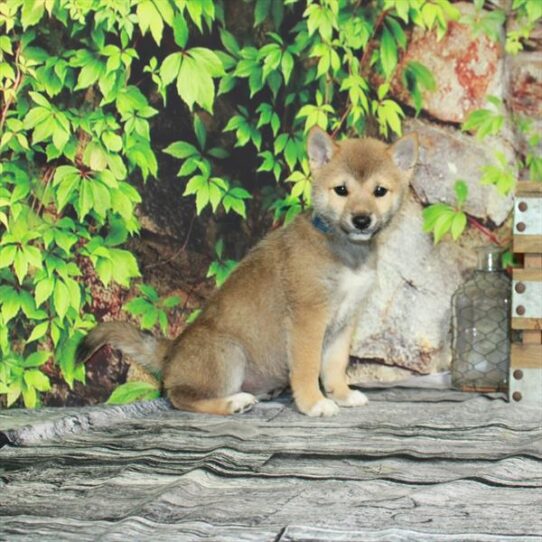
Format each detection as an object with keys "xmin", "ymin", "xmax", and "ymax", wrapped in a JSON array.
[{"xmin": 0, "ymin": 389, "xmax": 541, "ymax": 541}]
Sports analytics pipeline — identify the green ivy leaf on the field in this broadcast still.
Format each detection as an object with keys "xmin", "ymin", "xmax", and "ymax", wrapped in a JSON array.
[
  {"xmin": 163, "ymin": 140, "xmax": 198, "ymax": 159},
  {"xmin": 450, "ymin": 211, "xmax": 467, "ymax": 240},
  {"xmin": 27, "ymin": 321, "xmax": 49, "ymax": 343},
  {"xmin": 141, "ymin": 308, "xmax": 159, "ymax": 329},
  {"xmin": 1, "ymin": 287, "xmax": 20, "ymax": 323},
  {"xmin": 162, "ymin": 295, "xmax": 181, "ymax": 309},
  {"xmin": 13, "ymin": 248, "xmax": 28, "ymax": 284},
  {"xmin": 173, "ymin": 13, "xmax": 189, "ymax": 48},
  {"xmin": 24, "ymin": 351, "xmax": 50, "ymax": 367},
  {"xmin": 380, "ymin": 26, "xmax": 398, "ymax": 79},
  {"xmin": 24, "ymin": 369, "xmax": 51, "ymax": 392},
  {"xmin": 22, "ymin": 385, "xmax": 38, "ymax": 408},
  {"xmin": 193, "ymin": 115, "xmax": 207, "ymax": 150},
  {"xmin": 53, "ymin": 279, "xmax": 69, "ymax": 319},
  {"xmin": 108, "ymin": 248, "xmax": 141, "ymax": 287},
  {"xmin": 21, "ymin": 0, "xmax": 45, "ymax": 29},
  {"xmin": 139, "ymin": 283, "xmax": 159, "ymax": 301},
  {"xmin": 106, "ymin": 381, "xmax": 160, "ymax": 405},
  {"xmin": 125, "ymin": 297, "xmax": 153, "ymax": 316},
  {"xmin": 136, "ymin": 0, "xmax": 172, "ymax": 45},
  {"xmin": 176, "ymin": 48, "xmax": 224, "ymax": 113},
  {"xmin": 0, "ymin": 244, "xmax": 17, "ymax": 268},
  {"xmin": 160, "ymin": 52, "xmax": 183, "ymax": 86},
  {"xmin": 35, "ymin": 276, "xmax": 55, "ymax": 306},
  {"xmin": 454, "ymin": 180, "xmax": 469, "ymax": 207}
]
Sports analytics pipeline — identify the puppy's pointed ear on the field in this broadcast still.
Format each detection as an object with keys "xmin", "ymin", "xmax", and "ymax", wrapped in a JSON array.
[
  {"xmin": 307, "ymin": 127, "xmax": 336, "ymax": 171},
  {"xmin": 389, "ymin": 133, "xmax": 418, "ymax": 173}
]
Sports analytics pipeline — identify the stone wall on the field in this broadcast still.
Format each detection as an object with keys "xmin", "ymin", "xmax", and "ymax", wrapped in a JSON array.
[{"xmin": 348, "ymin": 2, "xmax": 541, "ymax": 384}]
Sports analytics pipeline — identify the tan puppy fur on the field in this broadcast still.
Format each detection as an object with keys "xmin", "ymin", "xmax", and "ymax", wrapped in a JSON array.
[{"xmin": 78, "ymin": 128, "xmax": 418, "ymax": 417}]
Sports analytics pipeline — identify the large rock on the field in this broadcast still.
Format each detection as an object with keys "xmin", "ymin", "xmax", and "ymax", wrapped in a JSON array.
[
  {"xmin": 349, "ymin": 193, "xmax": 480, "ymax": 383},
  {"xmin": 404, "ymin": 118, "xmax": 515, "ymax": 226},
  {"xmin": 506, "ymin": 51, "xmax": 542, "ymax": 156},
  {"xmin": 391, "ymin": 2, "xmax": 505, "ymax": 124}
]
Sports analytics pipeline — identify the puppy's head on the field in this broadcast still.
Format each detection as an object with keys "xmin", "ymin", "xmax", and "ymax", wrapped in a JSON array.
[{"xmin": 307, "ymin": 127, "xmax": 418, "ymax": 243}]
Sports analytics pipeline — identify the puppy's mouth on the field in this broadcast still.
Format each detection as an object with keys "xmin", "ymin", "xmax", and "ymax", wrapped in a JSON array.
[{"xmin": 340, "ymin": 225, "xmax": 381, "ymax": 243}]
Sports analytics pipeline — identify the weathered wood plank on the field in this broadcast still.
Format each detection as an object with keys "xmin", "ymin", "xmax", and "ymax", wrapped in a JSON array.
[
  {"xmin": 3, "ymin": 519, "xmax": 541, "ymax": 542},
  {"xmin": 1, "ymin": 389, "xmax": 541, "ymax": 541},
  {"xmin": 1, "ymin": 472, "xmax": 541, "ymax": 540}
]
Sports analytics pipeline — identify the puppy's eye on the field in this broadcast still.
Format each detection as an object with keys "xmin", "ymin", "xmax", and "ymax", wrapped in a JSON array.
[
  {"xmin": 334, "ymin": 185, "xmax": 348, "ymax": 197},
  {"xmin": 374, "ymin": 186, "xmax": 388, "ymax": 197}
]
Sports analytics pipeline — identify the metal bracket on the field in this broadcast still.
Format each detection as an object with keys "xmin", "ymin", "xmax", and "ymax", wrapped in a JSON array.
[
  {"xmin": 509, "ymin": 367, "xmax": 542, "ymax": 406},
  {"xmin": 512, "ymin": 280, "xmax": 542, "ymax": 318},
  {"xmin": 514, "ymin": 197, "xmax": 542, "ymax": 235}
]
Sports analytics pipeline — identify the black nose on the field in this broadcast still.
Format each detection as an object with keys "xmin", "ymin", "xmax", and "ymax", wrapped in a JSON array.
[{"xmin": 352, "ymin": 214, "xmax": 372, "ymax": 231}]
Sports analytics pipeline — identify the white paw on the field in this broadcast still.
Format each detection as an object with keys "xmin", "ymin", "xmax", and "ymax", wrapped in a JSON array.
[
  {"xmin": 228, "ymin": 393, "xmax": 258, "ymax": 414},
  {"xmin": 306, "ymin": 398, "xmax": 340, "ymax": 417},
  {"xmin": 333, "ymin": 389, "xmax": 369, "ymax": 407}
]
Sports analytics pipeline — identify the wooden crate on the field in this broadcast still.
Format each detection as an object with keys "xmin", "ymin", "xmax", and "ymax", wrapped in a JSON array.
[{"xmin": 510, "ymin": 181, "xmax": 542, "ymax": 405}]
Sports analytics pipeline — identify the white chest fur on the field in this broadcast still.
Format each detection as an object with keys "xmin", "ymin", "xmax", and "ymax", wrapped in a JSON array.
[
  {"xmin": 329, "ymin": 265, "xmax": 376, "ymax": 332},
  {"xmin": 336, "ymin": 266, "xmax": 375, "ymax": 298}
]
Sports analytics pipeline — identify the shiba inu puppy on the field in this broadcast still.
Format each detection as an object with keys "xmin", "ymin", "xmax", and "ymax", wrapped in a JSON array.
[{"xmin": 78, "ymin": 127, "xmax": 418, "ymax": 417}]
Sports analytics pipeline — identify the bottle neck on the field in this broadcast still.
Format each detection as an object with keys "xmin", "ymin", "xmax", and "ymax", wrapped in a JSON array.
[{"xmin": 477, "ymin": 249, "xmax": 502, "ymax": 272}]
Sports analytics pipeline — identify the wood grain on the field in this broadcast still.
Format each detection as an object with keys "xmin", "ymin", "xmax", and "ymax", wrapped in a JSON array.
[
  {"xmin": 0, "ymin": 389, "xmax": 541, "ymax": 541},
  {"xmin": 511, "ymin": 317, "xmax": 542, "ymax": 331},
  {"xmin": 516, "ymin": 181, "xmax": 542, "ymax": 195},
  {"xmin": 511, "ymin": 343, "xmax": 542, "ymax": 367},
  {"xmin": 513, "ymin": 235, "xmax": 542, "ymax": 253},
  {"xmin": 513, "ymin": 269, "xmax": 542, "ymax": 281},
  {"xmin": 522, "ymin": 330, "xmax": 542, "ymax": 343}
]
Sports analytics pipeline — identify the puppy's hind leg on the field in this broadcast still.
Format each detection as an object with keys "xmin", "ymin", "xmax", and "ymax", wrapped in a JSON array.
[
  {"xmin": 168, "ymin": 389, "xmax": 258, "ymax": 415},
  {"xmin": 164, "ymin": 336, "xmax": 257, "ymax": 415}
]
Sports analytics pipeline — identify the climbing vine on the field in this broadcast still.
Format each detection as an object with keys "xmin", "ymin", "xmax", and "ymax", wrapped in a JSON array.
[{"xmin": 2, "ymin": 0, "xmax": 537, "ymax": 407}]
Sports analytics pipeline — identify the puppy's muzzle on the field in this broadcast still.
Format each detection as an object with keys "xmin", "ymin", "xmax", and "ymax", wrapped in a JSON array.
[{"xmin": 352, "ymin": 214, "xmax": 372, "ymax": 231}]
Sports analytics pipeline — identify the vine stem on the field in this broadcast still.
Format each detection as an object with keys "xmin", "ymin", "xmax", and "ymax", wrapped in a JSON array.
[
  {"xmin": 145, "ymin": 212, "xmax": 197, "ymax": 270},
  {"xmin": 34, "ymin": 167, "xmax": 55, "ymax": 216},
  {"xmin": 467, "ymin": 215, "xmax": 503, "ymax": 246},
  {"xmin": 0, "ymin": 43, "xmax": 22, "ymax": 133}
]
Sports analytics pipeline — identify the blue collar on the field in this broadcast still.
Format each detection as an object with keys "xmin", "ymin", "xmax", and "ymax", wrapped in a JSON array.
[{"xmin": 311, "ymin": 214, "xmax": 331, "ymax": 234}]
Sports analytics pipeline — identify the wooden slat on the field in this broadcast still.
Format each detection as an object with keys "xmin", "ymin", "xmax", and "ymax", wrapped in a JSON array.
[
  {"xmin": 511, "ymin": 317, "xmax": 542, "ymax": 331},
  {"xmin": 522, "ymin": 330, "xmax": 542, "ymax": 344},
  {"xmin": 524, "ymin": 254, "xmax": 542, "ymax": 268},
  {"xmin": 511, "ymin": 343, "xmax": 542, "ymax": 368},
  {"xmin": 513, "ymin": 269, "xmax": 542, "ymax": 281},
  {"xmin": 513, "ymin": 235, "xmax": 542, "ymax": 253},
  {"xmin": 516, "ymin": 181, "xmax": 542, "ymax": 195}
]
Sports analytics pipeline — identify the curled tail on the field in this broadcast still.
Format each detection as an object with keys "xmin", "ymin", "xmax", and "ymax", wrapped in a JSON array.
[{"xmin": 76, "ymin": 322, "xmax": 170, "ymax": 378}]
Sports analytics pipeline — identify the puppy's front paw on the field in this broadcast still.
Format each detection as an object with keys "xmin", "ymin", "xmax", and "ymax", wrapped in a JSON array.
[
  {"xmin": 333, "ymin": 389, "xmax": 368, "ymax": 407},
  {"xmin": 306, "ymin": 398, "xmax": 340, "ymax": 417}
]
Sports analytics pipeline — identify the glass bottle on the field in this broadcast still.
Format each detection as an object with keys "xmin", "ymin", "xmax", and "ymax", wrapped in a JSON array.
[{"xmin": 451, "ymin": 248, "xmax": 511, "ymax": 392}]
